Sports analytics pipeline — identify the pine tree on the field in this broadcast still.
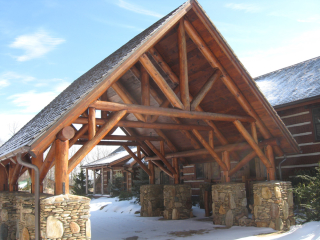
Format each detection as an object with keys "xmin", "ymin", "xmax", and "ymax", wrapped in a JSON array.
[
  {"xmin": 72, "ymin": 169, "xmax": 88, "ymax": 196},
  {"xmin": 132, "ymin": 166, "xmax": 149, "ymax": 203},
  {"xmin": 294, "ymin": 167, "xmax": 320, "ymax": 222}
]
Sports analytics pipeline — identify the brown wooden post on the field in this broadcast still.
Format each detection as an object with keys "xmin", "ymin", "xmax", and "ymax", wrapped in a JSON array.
[
  {"xmin": 93, "ymin": 169, "xmax": 96, "ymax": 195},
  {"xmin": 8, "ymin": 163, "xmax": 15, "ymax": 191},
  {"xmin": 222, "ymin": 151, "xmax": 230, "ymax": 182},
  {"xmin": 266, "ymin": 145, "xmax": 276, "ymax": 180},
  {"xmin": 32, "ymin": 153, "xmax": 43, "ymax": 193},
  {"xmin": 85, "ymin": 168, "xmax": 88, "ymax": 195},
  {"xmin": 88, "ymin": 107, "xmax": 96, "ymax": 140},
  {"xmin": 0, "ymin": 164, "xmax": 8, "ymax": 191},
  {"xmin": 209, "ymin": 130, "xmax": 214, "ymax": 149},
  {"xmin": 55, "ymin": 126, "xmax": 75, "ymax": 195},
  {"xmin": 101, "ymin": 167, "xmax": 104, "ymax": 195},
  {"xmin": 55, "ymin": 138, "xmax": 69, "ymax": 195},
  {"xmin": 148, "ymin": 161, "xmax": 155, "ymax": 184},
  {"xmin": 173, "ymin": 157, "xmax": 180, "ymax": 184},
  {"xmin": 204, "ymin": 191, "xmax": 210, "ymax": 217}
]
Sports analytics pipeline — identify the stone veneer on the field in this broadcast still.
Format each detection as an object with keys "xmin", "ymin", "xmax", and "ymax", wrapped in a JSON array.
[
  {"xmin": 212, "ymin": 183, "xmax": 248, "ymax": 227},
  {"xmin": 253, "ymin": 181, "xmax": 294, "ymax": 231},
  {"xmin": 0, "ymin": 192, "xmax": 91, "ymax": 240},
  {"xmin": 163, "ymin": 185, "xmax": 192, "ymax": 220},
  {"xmin": 140, "ymin": 185, "xmax": 164, "ymax": 217}
]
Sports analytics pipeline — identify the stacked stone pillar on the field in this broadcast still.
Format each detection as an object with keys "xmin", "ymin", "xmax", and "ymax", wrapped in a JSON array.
[
  {"xmin": 212, "ymin": 183, "xmax": 248, "ymax": 227},
  {"xmin": 253, "ymin": 181, "xmax": 294, "ymax": 230},
  {"xmin": 163, "ymin": 185, "xmax": 192, "ymax": 220},
  {"xmin": 140, "ymin": 185, "xmax": 164, "ymax": 217}
]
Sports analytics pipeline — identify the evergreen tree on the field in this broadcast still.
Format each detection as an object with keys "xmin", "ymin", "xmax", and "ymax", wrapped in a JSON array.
[
  {"xmin": 132, "ymin": 166, "xmax": 149, "ymax": 203},
  {"xmin": 294, "ymin": 167, "xmax": 320, "ymax": 222},
  {"xmin": 72, "ymin": 169, "xmax": 89, "ymax": 196}
]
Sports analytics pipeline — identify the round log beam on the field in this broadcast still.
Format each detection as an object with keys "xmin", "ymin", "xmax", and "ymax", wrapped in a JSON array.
[{"xmin": 57, "ymin": 126, "xmax": 75, "ymax": 141}]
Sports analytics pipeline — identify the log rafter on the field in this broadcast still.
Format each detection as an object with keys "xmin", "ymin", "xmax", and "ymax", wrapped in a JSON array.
[
  {"xmin": 184, "ymin": 18, "xmax": 284, "ymax": 157},
  {"xmin": 123, "ymin": 146, "xmax": 151, "ymax": 176},
  {"xmin": 233, "ymin": 120, "xmax": 272, "ymax": 168},
  {"xmin": 192, "ymin": 129, "xmax": 228, "ymax": 171},
  {"xmin": 68, "ymin": 110, "xmax": 127, "ymax": 174},
  {"xmin": 146, "ymin": 48, "xmax": 241, "ymax": 160}
]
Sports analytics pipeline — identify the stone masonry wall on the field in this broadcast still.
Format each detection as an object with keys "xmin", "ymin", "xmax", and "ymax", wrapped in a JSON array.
[
  {"xmin": 0, "ymin": 192, "xmax": 20, "ymax": 240},
  {"xmin": 40, "ymin": 194, "xmax": 91, "ymax": 239},
  {"xmin": 0, "ymin": 192, "xmax": 91, "ymax": 240},
  {"xmin": 212, "ymin": 183, "xmax": 248, "ymax": 227},
  {"xmin": 163, "ymin": 185, "xmax": 192, "ymax": 220},
  {"xmin": 253, "ymin": 181, "xmax": 294, "ymax": 231},
  {"xmin": 140, "ymin": 185, "xmax": 164, "ymax": 217}
]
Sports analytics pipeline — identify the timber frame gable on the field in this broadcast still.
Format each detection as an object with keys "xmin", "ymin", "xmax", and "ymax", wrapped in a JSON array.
[{"xmin": 0, "ymin": 0, "xmax": 299, "ymax": 192}]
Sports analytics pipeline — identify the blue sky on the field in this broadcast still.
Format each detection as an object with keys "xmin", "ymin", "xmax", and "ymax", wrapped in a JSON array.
[{"xmin": 0, "ymin": 0, "xmax": 320, "ymax": 142}]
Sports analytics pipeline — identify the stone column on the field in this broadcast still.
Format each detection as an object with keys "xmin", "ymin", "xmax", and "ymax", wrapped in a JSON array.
[
  {"xmin": 212, "ymin": 183, "xmax": 248, "ymax": 227},
  {"xmin": 140, "ymin": 185, "xmax": 164, "ymax": 217},
  {"xmin": 163, "ymin": 184, "xmax": 192, "ymax": 220},
  {"xmin": 253, "ymin": 181, "xmax": 294, "ymax": 230}
]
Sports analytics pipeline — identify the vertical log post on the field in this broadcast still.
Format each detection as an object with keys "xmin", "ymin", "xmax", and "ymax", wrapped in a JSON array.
[
  {"xmin": 204, "ymin": 191, "xmax": 210, "ymax": 217},
  {"xmin": 0, "ymin": 164, "xmax": 8, "ymax": 191},
  {"xmin": 101, "ymin": 167, "xmax": 104, "ymax": 195},
  {"xmin": 222, "ymin": 151, "xmax": 230, "ymax": 182},
  {"xmin": 8, "ymin": 163, "xmax": 15, "ymax": 191},
  {"xmin": 32, "ymin": 154, "xmax": 43, "ymax": 193},
  {"xmin": 178, "ymin": 19, "xmax": 190, "ymax": 110},
  {"xmin": 209, "ymin": 130, "xmax": 214, "ymax": 149},
  {"xmin": 88, "ymin": 107, "xmax": 96, "ymax": 140},
  {"xmin": 173, "ymin": 157, "xmax": 180, "ymax": 184},
  {"xmin": 93, "ymin": 169, "xmax": 96, "ymax": 195},
  {"xmin": 148, "ymin": 161, "xmax": 155, "ymax": 184},
  {"xmin": 55, "ymin": 126, "xmax": 75, "ymax": 195},
  {"xmin": 266, "ymin": 145, "xmax": 276, "ymax": 180},
  {"xmin": 86, "ymin": 168, "xmax": 88, "ymax": 195}
]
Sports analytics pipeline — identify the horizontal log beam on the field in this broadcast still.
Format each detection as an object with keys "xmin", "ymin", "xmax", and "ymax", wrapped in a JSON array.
[
  {"xmin": 145, "ymin": 138, "xmax": 279, "ymax": 161},
  {"xmin": 74, "ymin": 141, "xmax": 139, "ymax": 146},
  {"xmin": 74, "ymin": 118, "xmax": 212, "ymax": 131},
  {"xmin": 80, "ymin": 135, "xmax": 163, "ymax": 141},
  {"xmin": 90, "ymin": 101, "xmax": 255, "ymax": 123}
]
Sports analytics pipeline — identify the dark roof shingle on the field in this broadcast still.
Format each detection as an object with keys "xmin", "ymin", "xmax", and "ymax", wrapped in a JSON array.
[{"xmin": 0, "ymin": 2, "xmax": 190, "ymax": 160}]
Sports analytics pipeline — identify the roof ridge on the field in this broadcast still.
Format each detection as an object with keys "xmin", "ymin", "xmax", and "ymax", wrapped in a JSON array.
[{"xmin": 254, "ymin": 55, "xmax": 320, "ymax": 80}]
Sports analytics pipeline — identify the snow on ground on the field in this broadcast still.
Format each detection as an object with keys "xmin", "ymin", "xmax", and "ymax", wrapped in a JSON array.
[{"xmin": 90, "ymin": 197, "xmax": 320, "ymax": 240}]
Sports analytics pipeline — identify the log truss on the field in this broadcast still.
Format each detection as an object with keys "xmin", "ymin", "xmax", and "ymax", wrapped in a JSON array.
[{"xmin": 2, "ymin": 1, "xmax": 295, "ymax": 192}]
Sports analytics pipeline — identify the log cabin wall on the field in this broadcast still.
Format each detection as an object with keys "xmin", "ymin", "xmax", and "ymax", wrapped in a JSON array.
[{"xmin": 275, "ymin": 102, "xmax": 320, "ymax": 179}]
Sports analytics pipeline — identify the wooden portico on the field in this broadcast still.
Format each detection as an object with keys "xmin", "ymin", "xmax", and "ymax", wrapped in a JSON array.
[{"xmin": 0, "ymin": 0, "xmax": 299, "ymax": 196}]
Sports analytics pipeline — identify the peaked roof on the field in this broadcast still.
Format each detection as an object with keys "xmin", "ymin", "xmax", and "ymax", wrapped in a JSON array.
[
  {"xmin": 0, "ymin": 0, "xmax": 299, "ymax": 163},
  {"xmin": 255, "ymin": 56, "xmax": 320, "ymax": 108},
  {"xmin": 81, "ymin": 146, "xmax": 137, "ymax": 168},
  {"xmin": 0, "ymin": 1, "xmax": 190, "ymax": 160}
]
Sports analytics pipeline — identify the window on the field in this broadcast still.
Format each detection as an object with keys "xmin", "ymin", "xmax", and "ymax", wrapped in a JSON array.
[
  {"xmin": 312, "ymin": 107, "xmax": 320, "ymax": 141},
  {"xmin": 196, "ymin": 163, "xmax": 204, "ymax": 179}
]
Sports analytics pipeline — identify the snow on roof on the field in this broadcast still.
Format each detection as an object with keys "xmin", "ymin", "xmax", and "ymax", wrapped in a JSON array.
[
  {"xmin": 82, "ymin": 146, "xmax": 137, "ymax": 168},
  {"xmin": 255, "ymin": 56, "xmax": 320, "ymax": 108}
]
